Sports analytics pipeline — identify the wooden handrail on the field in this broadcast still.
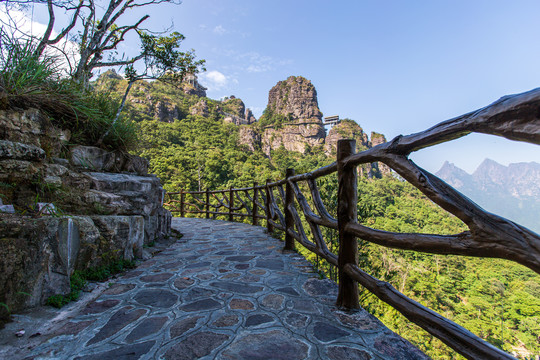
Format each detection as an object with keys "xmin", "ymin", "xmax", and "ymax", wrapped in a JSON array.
[{"xmin": 162, "ymin": 87, "xmax": 540, "ymax": 359}]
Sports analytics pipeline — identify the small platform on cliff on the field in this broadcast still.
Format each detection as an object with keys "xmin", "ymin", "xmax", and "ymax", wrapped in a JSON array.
[{"xmin": 0, "ymin": 218, "xmax": 427, "ymax": 359}]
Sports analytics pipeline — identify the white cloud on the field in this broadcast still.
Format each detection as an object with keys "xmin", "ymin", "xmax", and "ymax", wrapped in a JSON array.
[
  {"xmin": 216, "ymin": 49, "xmax": 292, "ymax": 73},
  {"xmin": 0, "ymin": 9, "xmax": 80, "ymax": 75},
  {"xmin": 206, "ymin": 70, "xmax": 227, "ymax": 86},
  {"xmin": 213, "ymin": 25, "xmax": 226, "ymax": 35},
  {"xmin": 200, "ymin": 70, "xmax": 237, "ymax": 91},
  {"xmin": 246, "ymin": 64, "xmax": 271, "ymax": 73}
]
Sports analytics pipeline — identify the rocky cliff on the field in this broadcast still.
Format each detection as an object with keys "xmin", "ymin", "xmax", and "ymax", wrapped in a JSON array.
[
  {"xmin": 255, "ymin": 76, "xmax": 326, "ymax": 155},
  {"xmin": 237, "ymin": 76, "xmax": 390, "ymax": 174},
  {"xmin": 99, "ymin": 73, "xmax": 391, "ymax": 177},
  {"xmin": 95, "ymin": 72, "xmax": 253, "ymax": 125},
  {"xmin": 0, "ymin": 109, "xmax": 171, "ymax": 315},
  {"xmin": 436, "ymin": 159, "xmax": 540, "ymax": 232},
  {"xmin": 323, "ymin": 120, "xmax": 390, "ymax": 178},
  {"xmin": 222, "ymin": 96, "xmax": 256, "ymax": 125}
]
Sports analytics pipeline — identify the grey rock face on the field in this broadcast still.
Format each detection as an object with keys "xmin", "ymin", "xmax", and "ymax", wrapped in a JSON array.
[
  {"xmin": 70, "ymin": 145, "xmax": 148, "ymax": 175},
  {"xmin": 436, "ymin": 159, "xmax": 540, "ymax": 232},
  {"xmin": 190, "ymin": 99, "xmax": 209, "ymax": 116},
  {"xmin": 91, "ymin": 215, "xmax": 144, "ymax": 259},
  {"xmin": 0, "ymin": 140, "xmax": 45, "ymax": 161},
  {"xmin": 267, "ymin": 76, "xmax": 323, "ymax": 121},
  {"xmin": 0, "ymin": 214, "xmax": 153, "ymax": 313},
  {"xmin": 0, "ymin": 109, "xmax": 171, "ymax": 315},
  {"xmin": 154, "ymin": 100, "xmax": 180, "ymax": 122},
  {"xmin": 258, "ymin": 76, "xmax": 326, "ymax": 155}
]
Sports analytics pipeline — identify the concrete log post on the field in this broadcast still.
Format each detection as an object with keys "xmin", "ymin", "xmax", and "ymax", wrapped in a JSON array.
[
  {"xmin": 205, "ymin": 188, "xmax": 210, "ymax": 219},
  {"xmin": 229, "ymin": 187, "xmax": 234, "ymax": 222},
  {"xmin": 265, "ymin": 180, "xmax": 274, "ymax": 233},
  {"xmin": 284, "ymin": 168, "xmax": 296, "ymax": 251},
  {"xmin": 336, "ymin": 139, "xmax": 360, "ymax": 309},
  {"xmin": 252, "ymin": 182, "xmax": 258, "ymax": 226}
]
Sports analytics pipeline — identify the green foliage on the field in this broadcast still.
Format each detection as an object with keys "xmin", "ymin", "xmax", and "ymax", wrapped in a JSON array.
[
  {"xmin": 103, "ymin": 75, "xmax": 539, "ymax": 359},
  {"xmin": 81, "ymin": 259, "xmax": 136, "ymax": 281},
  {"xmin": 0, "ymin": 32, "xmax": 136, "ymax": 151},
  {"xmin": 0, "ymin": 34, "xmax": 59, "ymax": 96},
  {"xmin": 45, "ymin": 271, "xmax": 85, "ymax": 308},
  {"xmin": 257, "ymin": 108, "xmax": 293, "ymax": 128},
  {"xmin": 45, "ymin": 259, "xmax": 136, "ymax": 308}
]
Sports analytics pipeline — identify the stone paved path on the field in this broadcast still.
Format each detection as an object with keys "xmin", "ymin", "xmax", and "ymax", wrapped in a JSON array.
[{"xmin": 1, "ymin": 218, "xmax": 428, "ymax": 359}]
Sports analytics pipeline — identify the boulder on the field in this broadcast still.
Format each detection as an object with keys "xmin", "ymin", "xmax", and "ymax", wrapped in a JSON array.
[
  {"xmin": 82, "ymin": 172, "xmax": 170, "ymax": 244},
  {"xmin": 70, "ymin": 145, "xmax": 148, "ymax": 175},
  {"xmin": 0, "ymin": 109, "xmax": 69, "ymax": 157},
  {"xmin": 0, "ymin": 214, "xmax": 150, "ymax": 313},
  {"xmin": 0, "ymin": 159, "xmax": 41, "ymax": 182},
  {"xmin": 0, "ymin": 216, "xmax": 73, "ymax": 311},
  {"xmin": 90, "ymin": 215, "xmax": 145, "ymax": 260},
  {"xmin": 70, "ymin": 145, "xmax": 125, "ymax": 173},
  {"xmin": 0, "ymin": 140, "xmax": 45, "ymax": 161}
]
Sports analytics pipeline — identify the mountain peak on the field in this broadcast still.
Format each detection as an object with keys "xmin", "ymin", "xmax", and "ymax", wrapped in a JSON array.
[
  {"xmin": 436, "ymin": 161, "xmax": 469, "ymax": 177},
  {"xmin": 435, "ymin": 161, "xmax": 472, "ymax": 189},
  {"xmin": 473, "ymin": 158, "xmax": 507, "ymax": 185},
  {"xmin": 475, "ymin": 158, "xmax": 505, "ymax": 172},
  {"xmin": 436, "ymin": 158, "xmax": 540, "ymax": 232}
]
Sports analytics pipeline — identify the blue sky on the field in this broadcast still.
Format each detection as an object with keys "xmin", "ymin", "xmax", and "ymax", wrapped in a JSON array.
[{"xmin": 23, "ymin": 0, "xmax": 540, "ymax": 173}]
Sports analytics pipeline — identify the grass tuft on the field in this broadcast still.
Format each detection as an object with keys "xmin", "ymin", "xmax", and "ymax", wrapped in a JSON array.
[
  {"xmin": 45, "ymin": 259, "xmax": 136, "ymax": 308},
  {"xmin": 0, "ymin": 32, "xmax": 137, "ymax": 151}
]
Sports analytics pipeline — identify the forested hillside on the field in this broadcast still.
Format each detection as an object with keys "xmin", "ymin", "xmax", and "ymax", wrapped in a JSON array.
[{"xmin": 99, "ymin": 74, "xmax": 540, "ymax": 359}]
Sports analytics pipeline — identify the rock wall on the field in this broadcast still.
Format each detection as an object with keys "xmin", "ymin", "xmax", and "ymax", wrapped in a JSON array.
[
  {"xmin": 0, "ymin": 109, "xmax": 171, "ymax": 314},
  {"xmin": 239, "ymin": 126, "xmax": 261, "ymax": 152},
  {"xmin": 370, "ymin": 132, "xmax": 391, "ymax": 176},
  {"xmin": 255, "ymin": 76, "xmax": 326, "ymax": 155},
  {"xmin": 222, "ymin": 97, "xmax": 256, "ymax": 125},
  {"xmin": 235, "ymin": 76, "xmax": 393, "ymax": 177},
  {"xmin": 261, "ymin": 123, "xmax": 326, "ymax": 154},
  {"xmin": 324, "ymin": 120, "xmax": 380, "ymax": 177},
  {"xmin": 324, "ymin": 120, "xmax": 370, "ymax": 155},
  {"xmin": 266, "ymin": 76, "xmax": 323, "ymax": 121}
]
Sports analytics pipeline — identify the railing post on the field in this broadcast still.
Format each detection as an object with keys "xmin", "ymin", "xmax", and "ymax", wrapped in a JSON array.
[
  {"xmin": 180, "ymin": 190, "xmax": 185, "ymax": 218},
  {"xmin": 205, "ymin": 188, "xmax": 210, "ymax": 219},
  {"xmin": 252, "ymin": 182, "xmax": 258, "ymax": 226},
  {"xmin": 229, "ymin": 187, "xmax": 234, "ymax": 222},
  {"xmin": 336, "ymin": 139, "xmax": 360, "ymax": 309},
  {"xmin": 284, "ymin": 168, "xmax": 295, "ymax": 251},
  {"xmin": 265, "ymin": 179, "xmax": 274, "ymax": 233}
]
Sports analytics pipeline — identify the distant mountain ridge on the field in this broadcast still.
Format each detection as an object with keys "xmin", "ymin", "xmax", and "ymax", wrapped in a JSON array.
[{"xmin": 436, "ymin": 159, "xmax": 540, "ymax": 233}]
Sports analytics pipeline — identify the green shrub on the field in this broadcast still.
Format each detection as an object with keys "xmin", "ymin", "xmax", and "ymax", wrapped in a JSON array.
[
  {"xmin": 45, "ymin": 259, "xmax": 136, "ymax": 308},
  {"xmin": 0, "ymin": 32, "xmax": 137, "ymax": 151}
]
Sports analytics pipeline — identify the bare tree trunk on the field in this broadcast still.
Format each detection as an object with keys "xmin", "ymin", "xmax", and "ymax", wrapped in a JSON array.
[{"xmin": 96, "ymin": 78, "xmax": 133, "ymax": 146}]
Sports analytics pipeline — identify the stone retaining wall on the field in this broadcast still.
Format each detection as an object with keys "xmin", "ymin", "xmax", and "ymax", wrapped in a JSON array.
[{"xmin": 0, "ymin": 109, "xmax": 171, "ymax": 314}]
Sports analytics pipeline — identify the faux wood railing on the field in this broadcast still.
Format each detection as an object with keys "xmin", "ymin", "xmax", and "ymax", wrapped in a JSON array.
[{"xmin": 165, "ymin": 87, "xmax": 540, "ymax": 360}]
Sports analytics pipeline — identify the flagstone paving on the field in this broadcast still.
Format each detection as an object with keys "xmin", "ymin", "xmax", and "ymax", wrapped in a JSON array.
[{"xmin": 0, "ymin": 218, "xmax": 429, "ymax": 359}]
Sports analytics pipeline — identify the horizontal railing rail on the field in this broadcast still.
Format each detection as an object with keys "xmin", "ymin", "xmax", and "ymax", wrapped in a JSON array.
[{"xmin": 164, "ymin": 87, "xmax": 540, "ymax": 360}]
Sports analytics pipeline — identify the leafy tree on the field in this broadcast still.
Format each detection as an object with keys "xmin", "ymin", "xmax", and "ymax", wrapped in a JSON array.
[{"xmin": 1, "ymin": 0, "xmax": 204, "ymax": 87}]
